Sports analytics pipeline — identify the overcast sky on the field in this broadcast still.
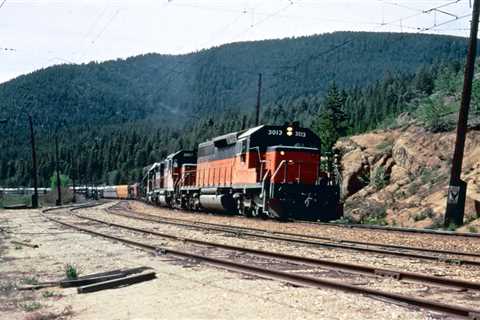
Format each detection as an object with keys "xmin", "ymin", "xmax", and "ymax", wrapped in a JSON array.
[{"xmin": 0, "ymin": 0, "xmax": 473, "ymax": 83}]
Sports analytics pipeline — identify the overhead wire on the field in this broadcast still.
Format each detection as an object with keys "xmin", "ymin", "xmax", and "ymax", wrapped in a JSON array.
[{"xmin": 139, "ymin": 0, "xmax": 472, "ymax": 102}]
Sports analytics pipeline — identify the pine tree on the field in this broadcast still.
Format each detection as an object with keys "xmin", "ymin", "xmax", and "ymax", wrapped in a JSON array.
[{"xmin": 313, "ymin": 83, "xmax": 349, "ymax": 152}]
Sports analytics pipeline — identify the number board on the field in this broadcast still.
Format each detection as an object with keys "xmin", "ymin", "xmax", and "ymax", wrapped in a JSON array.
[{"xmin": 267, "ymin": 129, "xmax": 307, "ymax": 137}]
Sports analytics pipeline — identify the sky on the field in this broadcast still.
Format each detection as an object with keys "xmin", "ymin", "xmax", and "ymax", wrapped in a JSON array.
[{"xmin": 0, "ymin": 0, "xmax": 474, "ymax": 83}]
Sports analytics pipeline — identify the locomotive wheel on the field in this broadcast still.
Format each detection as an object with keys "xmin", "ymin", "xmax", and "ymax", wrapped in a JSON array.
[
  {"xmin": 251, "ymin": 206, "xmax": 263, "ymax": 218},
  {"xmin": 237, "ymin": 197, "xmax": 255, "ymax": 217},
  {"xmin": 237, "ymin": 198, "xmax": 247, "ymax": 216}
]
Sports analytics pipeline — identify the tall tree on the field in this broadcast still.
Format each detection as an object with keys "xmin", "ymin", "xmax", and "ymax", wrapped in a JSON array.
[{"xmin": 313, "ymin": 83, "xmax": 349, "ymax": 152}]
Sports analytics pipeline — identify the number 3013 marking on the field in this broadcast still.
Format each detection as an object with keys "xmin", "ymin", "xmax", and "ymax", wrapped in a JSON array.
[
  {"xmin": 295, "ymin": 131, "xmax": 306, "ymax": 138},
  {"xmin": 268, "ymin": 130, "xmax": 283, "ymax": 136}
]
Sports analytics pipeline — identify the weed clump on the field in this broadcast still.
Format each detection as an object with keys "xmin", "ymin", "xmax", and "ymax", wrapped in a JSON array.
[
  {"xmin": 372, "ymin": 167, "xmax": 388, "ymax": 190},
  {"xmin": 65, "ymin": 264, "xmax": 78, "ymax": 280},
  {"xmin": 376, "ymin": 140, "xmax": 394, "ymax": 153},
  {"xmin": 20, "ymin": 301, "xmax": 42, "ymax": 312},
  {"xmin": 468, "ymin": 225, "xmax": 479, "ymax": 233},
  {"xmin": 22, "ymin": 277, "xmax": 39, "ymax": 285},
  {"xmin": 413, "ymin": 208, "xmax": 434, "ymax": 222},
  {"xmin": 361, "ymin": 205, "xmax": 387, "ymax": 225}
]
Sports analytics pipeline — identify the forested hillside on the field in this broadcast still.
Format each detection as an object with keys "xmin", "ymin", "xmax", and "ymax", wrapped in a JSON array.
[{"xmin": 0, "ymin": 31, "xmax": 474, "ymax": 187}]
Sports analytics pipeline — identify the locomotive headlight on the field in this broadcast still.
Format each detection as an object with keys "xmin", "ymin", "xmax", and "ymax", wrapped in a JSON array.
[
  {"xmin": 286, "ymin": 126, "xmax": 293, "ymax": 136},
  {"xmin": 280, "ymin": 151, "xmax": 285, "ymax": 156}
]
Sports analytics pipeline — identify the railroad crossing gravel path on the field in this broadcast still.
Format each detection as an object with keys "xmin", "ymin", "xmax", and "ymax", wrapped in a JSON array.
[{"xmin": 0, "ymin": 202, "xmax": 473, "ymax": 319}]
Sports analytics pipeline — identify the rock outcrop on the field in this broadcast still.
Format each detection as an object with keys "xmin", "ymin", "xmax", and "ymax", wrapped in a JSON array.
[{"xmin": 336, "ymin": 124, "xmax": 480, "ymax": 230}]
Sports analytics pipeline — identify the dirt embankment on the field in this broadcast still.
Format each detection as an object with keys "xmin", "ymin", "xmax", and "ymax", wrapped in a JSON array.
[{"xmin": 337, "ymin": 124, "xmax": 480, "ymax": 231}]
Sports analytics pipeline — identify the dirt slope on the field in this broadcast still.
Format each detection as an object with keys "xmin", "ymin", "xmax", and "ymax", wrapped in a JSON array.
[{"xmin": 336, "ymin": 123, "xmax": 480, "ymax": 231}]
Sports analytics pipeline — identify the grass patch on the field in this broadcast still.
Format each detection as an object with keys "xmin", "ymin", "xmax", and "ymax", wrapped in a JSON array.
[
  {"xmin": 406, "ymin": 182, "xmax": 420, "ymax": 196},
  {"xmin": 41, "ymin": 290, "xmax": 63, "ymax": 298},
  {"xmin": 445, "ymin": 223, "xmax": 458, "ymax": 231},
  {"xmin": 372, "ymin": 167, "xmax": 388, "ymax": 190},
  {"xmin": 468, "ymin": 225, "xmax": 478, "ymax": 233},
  {"xmin": 333, "ymin": 215, "xmax": 355, "ymax": 224},
  {"xmin": 65, "ymin": 264, "xmax": 78, "ymax": 280},
  {"xmin": 24, "ymin": 306, "xmax": 73, "ymax": 320},
  {"xmin": 413, "ymin": 208, "xmax": 434, "ymax": 222},
  {"xmin": 20, "ymin": 301, "xmax": 42, "ymax": 312},
  {"xmin": 21, "ymin": 277, "xmax": 39, "ymax": 285},
  {"xmin": 376, "ymin": 139, "xmax": 394, "ymax": 153},
  {"xmin": 0, "ymin": 194, "xmax": 32, "ymax": 208},
  {"xmin": 361, "ymin": 206, "xmax": 387, "ymax": 226}
]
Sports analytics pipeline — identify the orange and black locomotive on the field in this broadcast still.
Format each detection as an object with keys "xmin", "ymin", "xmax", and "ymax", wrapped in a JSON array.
[{"xmin": 142, "ymin": 123, "xmax": 341, "ymax": 221}]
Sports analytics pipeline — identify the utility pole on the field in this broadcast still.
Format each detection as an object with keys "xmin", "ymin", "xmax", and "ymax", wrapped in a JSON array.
[
  {"xmin": 71, "ymin": 153, "xmax": 77, "ymax": 203},
  {"xmin": 255, "ymin": 73, "xmax": 262, "ymax": 126},
  {"xmin": 27, "ymin": 115, "xmax": 39, "ymax": 209},
  {"xmin": 55, "ymin": 130, "xmax": 62, "ymax": 206},
  {"xmin": 444, "ymin": 0, "xmax": 480, "ymax": 227},
  {"xmin": 241, "ymin": 115, "xmax": 247, "ymax": 130}
]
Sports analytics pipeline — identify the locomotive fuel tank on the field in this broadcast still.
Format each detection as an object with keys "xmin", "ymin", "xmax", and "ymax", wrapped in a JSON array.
[{"xmin": 199, "ymin": 194, "xmax": 235, "ymax": 212}]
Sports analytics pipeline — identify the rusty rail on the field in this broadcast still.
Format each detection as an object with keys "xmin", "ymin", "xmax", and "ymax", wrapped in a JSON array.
[
  {"xmin": 71, "ymin": 210, "xmax": 480, "ymax": 291},
  {"xmin": 106, "ymin": 206, "xmax": 480, "ymax": 266},
  {"xmin": 41, "ymin": 205, "xmax": 480, "ymax": 319},
  {"xmin": 304, "ymin": 220, "xmax": 480, "ymax": 238}
]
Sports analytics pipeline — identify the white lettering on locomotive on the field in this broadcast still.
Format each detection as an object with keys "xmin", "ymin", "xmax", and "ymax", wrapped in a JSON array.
[{"xmin": 268, "ymin": 129, "xmax": 283, "ymax": 136}]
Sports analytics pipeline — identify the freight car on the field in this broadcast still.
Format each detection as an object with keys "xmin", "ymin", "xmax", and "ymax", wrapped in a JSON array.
[
  {"xmin": 102, "ymin": 185, "xmax": 139, "ymax": 200},
  {"xmin": 142, "ymin": 123, "xmax": 342, "ymax": 221}
]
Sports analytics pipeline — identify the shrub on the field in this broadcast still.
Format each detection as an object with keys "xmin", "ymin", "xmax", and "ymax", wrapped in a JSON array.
[
  {"xmin": 413, "ymin": 208, "xmax": 434, "ymax": 222},
  {"xmin": 65, "ymin": 264, "xmax": 78, "ymax": 280},
  {"xmin": 361, "ymin": 205, "xmax": 387, "ymax": 225},
  {"xmin": 376, "ymin": 140, "xmax": 394, "ymax": 154},
  {"xmin": 446, "ymin": 223, "xmax": 458, "ymax": 231},
  {"xmin": 333, "ymin": 215, "xmax": 355, "ymax": 224},
  {"xmin": 407, "ymin": 182, "xmax": 419, "ymax": 196},
  {"xmin": 417, "ymin": 96, "xmax": 455, "ymax": 133},
  {"xmin": 468, "ymin": 225, "xmax": 478, "ymax": 233},
  {"xmin": 428, "ymin": 215, "xmax": 444, "ymax": 229},
  {"xmin": 372, "ymin": 167, "xmax": 388, "ymax": 190}
]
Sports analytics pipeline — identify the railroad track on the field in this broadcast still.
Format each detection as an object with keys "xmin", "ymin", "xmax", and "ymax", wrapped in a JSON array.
[
  {"xmin": 41, "ymin": 203, "xmax": 480, "ymax": 319},
  {"xmin": 106, "ymin": 202, "xmax": 480, "ymax": 266},
  {"xmin": 134, "ymin": 199, "xmax": 480, "ymax": 239},
  {"xmin": 298, "ymin": 220, "xmax": 480, "ymax": 238}
]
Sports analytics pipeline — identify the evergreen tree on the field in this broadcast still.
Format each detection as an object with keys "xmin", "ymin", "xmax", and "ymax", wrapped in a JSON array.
[{"xmin": 313, "ymin": 83, "xmax": 349, "ymax": 152}]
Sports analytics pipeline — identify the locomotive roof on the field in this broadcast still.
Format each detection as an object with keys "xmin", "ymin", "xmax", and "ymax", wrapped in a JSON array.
[
  {"xmin": 198, "ymin": 125, "xmax": 263, "ymax": 148},
  {"xmin": 238, "ymin": 125, "xmax": 264, "ymax": 139},
  {"xmin": 165, "ymin": 150, "xmax": 196, "ymax": 160},
  {"xmin": 198, "ymin": 124, "xmax": 320, "ymax": 149}
]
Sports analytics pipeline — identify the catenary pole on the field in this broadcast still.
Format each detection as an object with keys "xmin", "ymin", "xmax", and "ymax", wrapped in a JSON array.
[
  {"xmin": 28, "ymin": 114, "xmax": 39, "ymax": 209},
  {"xmin": 55, "ymin": 128, "xmax": 62, "ymax": 206},
  {"xmin": 444, "ymin": 0, "xmax": 480, "ymax": 227}
]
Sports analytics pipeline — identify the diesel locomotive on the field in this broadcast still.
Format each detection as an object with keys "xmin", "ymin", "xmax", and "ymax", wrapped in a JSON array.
[{"xmin": 140, "ymin": 123, "xmax": 342, "ymax": 221}]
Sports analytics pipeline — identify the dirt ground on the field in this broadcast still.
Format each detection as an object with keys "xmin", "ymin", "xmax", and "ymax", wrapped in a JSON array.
[{"xmin": 0, "ymin": 205, "xmax": 461, "ymax": 320}]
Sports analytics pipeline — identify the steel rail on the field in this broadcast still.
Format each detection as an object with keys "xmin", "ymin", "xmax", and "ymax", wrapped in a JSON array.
[
  {"xmin": 106, "ymin": 207, "xmax": 480, "ymax": 266},
  {"xmin": 133, "ymin": 199, "xmax": 480, "ymax": 238},
  {"xmin": 72, "ymin": 210, "xmax": 480, "ymax": 291},
  {"xmin": 302, "ymin": 220, "xmax": 480, "ymax": 238},
  {"xmin": 110, "ymin": 206, "xmax": 480, "ymax": 258},
  {"xmin": 40, "ymin": 205, "xmax": 480, "ymax": 319}
]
